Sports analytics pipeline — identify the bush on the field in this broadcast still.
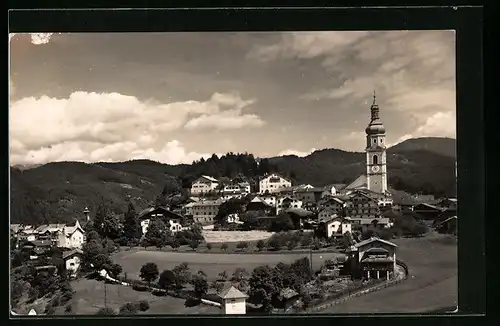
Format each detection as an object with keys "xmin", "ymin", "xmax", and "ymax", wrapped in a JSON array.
[
  {"xmin": 138, "ymin": 300, "xmax": 150, "ymax": 311},
  {"xmin": 96, "ymin": 307, "xmax": 116, "ymax": 315},
  {"xmin": 236, "ymin": 241, "xmax": 248, "ymax": 251},
  {"xmin": 45, "ymin": 304, "xmax": 56, "ymax": 315},
  {"xmin": 189, "ymin": 240, "xmax": 200, "ymax": 251},
  {"xmin": 64, "ymin": 304, "xmax": 73, "ymax": 314},
  {"xmin": 119, "ymin": 302, "xmax": 138, "ymax": 315},
  {"xmin": 220, "ymin": 243, "xmax": 228, "ymax": 251},
  {"xmin": 256, "ymin": 240, "xmax": 265, "ymax": 251},
  {"xmin": 206, "ymin": 243, "xmax": 212, "ymax": 251}
]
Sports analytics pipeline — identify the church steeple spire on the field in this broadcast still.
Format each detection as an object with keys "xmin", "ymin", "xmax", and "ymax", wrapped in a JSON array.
[{"xmin": 370, "ymin": 90, "xmax": 380, "ymax": 121}]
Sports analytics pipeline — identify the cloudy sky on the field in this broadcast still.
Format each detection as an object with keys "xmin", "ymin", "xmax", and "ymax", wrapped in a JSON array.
[{"xmin": 9, "ymin": 31, "xmax": 456, "ymax": 166}]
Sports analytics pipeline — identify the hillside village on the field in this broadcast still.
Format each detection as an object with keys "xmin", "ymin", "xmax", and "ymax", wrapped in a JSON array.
[{"xmin": 10, "ymin": 96, "xmax": 457, "ymax": 316}]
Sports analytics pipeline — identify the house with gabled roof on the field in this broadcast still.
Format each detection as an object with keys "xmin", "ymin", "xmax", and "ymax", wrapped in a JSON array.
[
  {"xmin": 219, "ymin": 284, "xmax": 248, "ymax": 315},
  {"xmin": 183, "ymin": 199, "xmax": 223, "ymax": 224},
  {"xmin": 139, "ymin": 206, "xmax": 187, "ymax": 234},
  {"xmin": 259, "ymin": 173, "xmax": 292, "ymax": 194},
  {"xmin": 344, "ymin": 190, "xmax": 381, "ymax": 219},
  {"xmin": 63, "ymin": 248, "xmax": 84, "ymax": 278},
  {"xmin": 56, "ymin": 220, "xmax": 86, "ymax": 249},
  {"xmin": 413, "ymin": 203, "xmax": 445, "ymax": 220},
  {"xmin": 347, "ymin": 237, "xmax": 398, "ymax": 280},
  {"xmin": 246, "ymin": 196, "xmax": 275, "ymax": 213},
  {"xmin": 190, "ymin": 175, "xmax": 219, "ymax": 196}
]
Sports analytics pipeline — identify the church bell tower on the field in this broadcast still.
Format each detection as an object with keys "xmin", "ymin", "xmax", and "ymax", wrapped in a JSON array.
[{"xmin": 365, "ymin": 91, "xmax": 387, "ymax": 194}]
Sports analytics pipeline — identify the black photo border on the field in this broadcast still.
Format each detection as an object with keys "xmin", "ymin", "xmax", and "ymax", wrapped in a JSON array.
[{"xmin": 6, "ymin": 4, "xmax": 486, "ymax": 326}]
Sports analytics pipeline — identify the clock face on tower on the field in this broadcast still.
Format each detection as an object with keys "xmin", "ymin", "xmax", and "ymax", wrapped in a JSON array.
[{"xmin": 371, "ymin": 165, "xmax": 380, "ymax": 173}]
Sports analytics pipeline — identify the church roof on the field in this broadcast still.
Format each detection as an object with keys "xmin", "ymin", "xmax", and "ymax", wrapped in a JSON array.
[{"xmin": 345, "ymin": 174, "xmax": 367, "ymax": 190}]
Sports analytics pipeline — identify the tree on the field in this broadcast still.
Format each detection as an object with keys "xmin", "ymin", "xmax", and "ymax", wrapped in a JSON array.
[
  {"xmin": 138, "ymin": 300, "xmax": 150, "ymax": 311},
  {"xmin": 218, "ymin": 271, "xmax": 228, "ymax": 281},
  {"xmin": 269, "ymin": 212, "xmax": 295, "ymax": 232},
  {"xmin": 108, "ymin": 263, "xmax": 123, "ymax": 278},
  {"xmin": 248, "ymin": 265, "xmax": 279, "ymax": 311},
  {"xmin": 220, "ymin": 243, "xmax": 228, "ymax": 251},
  {"xmin": 102, "ymin": 213, "xmax": 122, "ymax": 240},
  {"xmin": 287, "ymin": 241, "xmax": 296, "ymax": 250},
  {"xmin": 189, "ymin": 240, "xmax": 200, "ymax": 251},
  {"xmin": 191, "ymin": 274, "xmax": 208, "ymax": 298},
  {"xmin": 119, "ymin": 302, "xmax": 138, "ymax": 315},
  {"xmin": 158, "ymin": 270, "xmax": 176, "ymax": 291},
  {"xmin": 172, "ymin": 262, "xmax": 191, "ymax": 290},
  {"xmin": 267, "ymin": 237, "xmax": 282, "ymax": 251},
  {"xmin": 211, "ymin": 280, "xmax": 224, "ymax": 293},
  {"xmin": 169, "ymin": 238, "xmax": 180, "ymax": 250},
  {"xmin": 236, "ymin": 241, "xmax": 248, "ymax": 251},
  {"xmin": 139, "ymin": 262, "xmax": 159, "ymax": 285},
  {"xmin": 231, "ymin": 268, "xmax": 249, "ymax": 283},
  {"xmin": 206, "ymin": 243, "xmax": 212, "ymax": 251},
  {"xmin": 256, "ymin": 240, "xmax": 265, "ymax": 251},
  {"xmin": 144, "ymin": 219, "xmax": 170, "ymax": 249},
  {"xmin": 121, "ymin": 201, "xmax": 141, "ymax": 246},
  {"xmin": 93, "ymin": 201, "xmax": 112, "ymax": 238}
]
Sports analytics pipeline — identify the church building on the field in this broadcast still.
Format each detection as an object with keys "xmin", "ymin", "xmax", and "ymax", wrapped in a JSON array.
[{"xmin": 343, "ymin": 92, "xmax": 389, "ymax": 195}]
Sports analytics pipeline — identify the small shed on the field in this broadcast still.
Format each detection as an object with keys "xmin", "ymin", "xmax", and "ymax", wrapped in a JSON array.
[
  {"xmin": 277, "ymin": 288, "xmax": 301, "ymax": 311},
  {"xmin": 219, "ymin": 285, "xmax": 248, "ymax": 315}
]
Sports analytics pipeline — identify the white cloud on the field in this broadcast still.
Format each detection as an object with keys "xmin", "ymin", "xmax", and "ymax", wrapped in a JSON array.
[
  {"xmin": 278, "ymin": 148, "xmax": 316, "ymax": 157},
  {"xmin": 390, "ymin": 111, "xmax": 456, "ymax": 146},
  {"xmin": 9, "ymin": 139, "xmax": 214, "ymax": 166},
  {"xmin": 9, "ymin": 91, "xmax": 264, "ymax": 165},
  {"xmin": 250, "ymin": 31, "xmax": 456, "ymax": 143},
  {"xmin": 9, "ymin": 33, "xmax": 56, "ymax": 44}
]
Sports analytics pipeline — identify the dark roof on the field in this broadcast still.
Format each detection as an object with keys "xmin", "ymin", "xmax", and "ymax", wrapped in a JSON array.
[
  {"xmin": 284, "ymin": 208, "xmax": 314, "ymax": 217},
  {"xmin": 354, "ymin": 237, "xmax": 398, "ymax": 248},
  {"xmin": 138, "ymin": 206, "xmax": 185, "ymax": 220},
  {"xmin": 62, "ymin": 249, "xmax": 84, "ymax": 259}
]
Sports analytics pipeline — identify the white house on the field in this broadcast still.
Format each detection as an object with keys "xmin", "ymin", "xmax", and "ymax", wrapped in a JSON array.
[
  {"xmin": 223, "ymin": 181, "xmax": 251, "ymax": 195},
  {"xmin": 184, "ymin": 199, "xmax": 223, "ymax": 224},
  {"xmin": 324, "ymin": 217, "xmax": 352, "ymax": 238},
  {"xmin": 219, "ymin": 285, "xmax": 248, "ymax": 315},
  {"xmin": 138, "ymin": 207, "xmax": 185, "ymax": 234},
  {"xmin": 57, "ymin": 220, "xmax": 86, "ymax": 249},
  {"xmin": 140, "ymin": 218, "xmax": 184, "ymax": 235},
  {"xmin": 190, "ymin": 175, "xmax": 219, "ymax": 195},
  {"xmin": 62, "ymin": 249, "xmax": 83, "ymax": 278},
  {"xmin": 276, "ymin": 196, "xmax": 303, "ymax": 214},
  {"xmin": 259, "ymin": 173, "xmax": 292, "ymax": 194}
]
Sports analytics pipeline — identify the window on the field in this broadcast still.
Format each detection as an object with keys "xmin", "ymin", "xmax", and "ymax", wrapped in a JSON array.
[
  {"xmin": 373, "ymin": 139, "xmax": 376, "ymax": 144},
  {"xmin": 373, "ymin": 155, "xmax": 378, "ymax": 165}
]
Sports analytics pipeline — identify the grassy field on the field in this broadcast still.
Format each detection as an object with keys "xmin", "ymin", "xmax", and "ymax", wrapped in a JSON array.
[
  {"xmin": 319, "ymin": 233, "xmax": 458, "ymax": 313},
  {"xmin": 61, "ymin": 278, "xmax": 221, "ymax": 315},
  {"xmin": 112, "ymin": 250, "xmax": 345, "ymax": 281},
  {"xmin": 202, "ymin": 230, "xmax": 274, "ymax": 243}
]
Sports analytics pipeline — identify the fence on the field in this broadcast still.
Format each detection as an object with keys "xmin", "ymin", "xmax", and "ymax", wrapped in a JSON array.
[{"xmin": 301, "ymin": 260, "xmax": 410, "ymax": 313}]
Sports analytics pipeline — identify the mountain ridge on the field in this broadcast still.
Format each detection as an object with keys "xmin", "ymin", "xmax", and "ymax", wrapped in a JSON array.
[{"xmin": 10, "ymin": 137, "xmax": 456, "ymax": 225}]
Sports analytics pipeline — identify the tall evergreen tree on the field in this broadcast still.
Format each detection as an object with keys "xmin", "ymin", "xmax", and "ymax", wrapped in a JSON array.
[{"xmin": 121, "ymin": 201, "xmax": 141, "ymax": 246}]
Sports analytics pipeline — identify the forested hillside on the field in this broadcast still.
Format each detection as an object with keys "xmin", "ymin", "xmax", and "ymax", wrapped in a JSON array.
[{"xmin": 10, "ymin": 137, "xmax": 456, "ymax": 224}]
